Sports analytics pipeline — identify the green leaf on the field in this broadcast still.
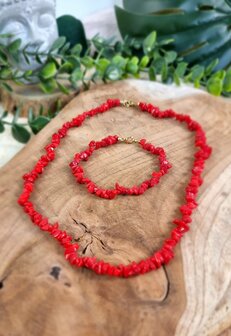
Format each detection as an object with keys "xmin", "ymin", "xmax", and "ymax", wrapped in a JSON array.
[
  {"xmin": 148, "ymin": 66, "xmax": 156, "ymax": 80},
  {"xmin": 114, "ymin": 41, "xmax": 123, "ymax": 53},
  {"xmin": 91, "ymin": 35, "xmax": 116, "ymax": 54},
  {"xmin": 173, "ymin": 72, "xmax": 181, "ymax": 85},
  {"xmin": 0, "ymin": 82, "xmax": 12, "ymax": 92},
  {"xmin": 158, "ymin": 38, "xmax": 175, "ymax": 46},
  {"xmin": 29, "ymin": 116, "xmax": 50, "ymax": 134},
  {"xmin": 0, "ymin": 120, "xmax": 5, "ymax": 133},
  {"xmin": 39, "ymin": 78, "xmax": 57, "ymax": 94},
  {"xmin": 50, "ymin": 56, "xmax": 62, "ymax": 70},
  {"xmin": 28, "ymin": 108, "xmax": 35, "ymax": 123},
  {"xmin": 105, "ymin": 65, "xmax": 122, "ymax": 80},
  {"xmin": 207, "ymin": 77, "xmax": 223, "ymax": 96},
  {"xmin": 0, "ymin": 68, "xmax": 12, "ymax": 79},
  {"xmin": 205, "ymin": 59, "xmax": 219, "ymax": 76},
  {"xmin": 57, "ymin": 82, "xmax": 70, "ymax": 95},
  {"xmin": 50, "ymin": 36, "xmax": 66, "ymax": 52},
  {"xmin": 175, "ymin": 62, "xmax": 188, "ymax": 77},
  {"xmin": 65, "ymin": 55, "xmax": 81, "ymax": 68},
  {"xmin": 92, "ymin": 35, "xmax": 105, "ymax": 50},
  {"xmin": 165, "ymin": 51, "xmax": 177, "ymax": 64},
  {"xmin": 13, "ymin": 79, "xmax": 24, "ymax": 86},
  {"xmin": 191, "ymin": 65, "xmax": 205, "ymax": 85},
  {"xmin": 1, "ymin": 111, "xmax": 8, "ymax": 119},
  {"xmin": 96, "ymin": 58, "xmax": 110, "ymax": 77},
  {"xmin": 143, "ymin": 31, "xmax": 156, "ymax": 54},
  {"xmin": 23, "ymin": 70, "xmax": 33, "ymax": 78},
  {"xmin": 13, "ymin": 106, "xmax": 22, "ymax": 124},
  {"xmin": 152, "ymin": 57, "xmax": 165, "ymax": 74},
  {"xmin": 126, "ymin": 56, "xmax": 139, "ymax": 74},
  {"xmin": 212, "ymin": 70, "xmax": 226, "ymax": 80},
  {"xmin": 115, "ymin": 4, "xmax": 231, "ymax": 69},
  {"xmin": 223, "ymin": 70, "xmax": 231, "ymax": 92},
  {"xmin": 112, "ymin": 55, "xmax": 128, "ymax": 69},
  {"xmin": 8, "ymin": 39, "xmax": 21, "ymax": 53},
  {"xmin": 59, "ymin": 62, "xmax": 74, "ymax": 74},
  {"xmin": 57, "ymin": 15, "xmax": 87, "ymax": 53},
  {"xmin": 139, "ymin": 55, "xmax": 149, "ymax": 68},
  {"xmin": 0, "ymin": 50, "xmax": 7, "ymax": 65},
  {"xmin": 40, "ymin": 62, "xmax": 57, "ymax": 80},
  {"xmin": 60, "ymin": 42, "xmax": 71, "ymax": 54},
  {"xmin": 102, "ymin": 47, "xmax": 115, "ymax": 58},
  {"xmin": 161, "ymin": 60, "xmax": 168, "ymax": 81},
  {"xmin": 71, "ymin": 43, "xmax": 82, "ymax": 55},
  {"xmin": 81, "ymin": 56, "xmax": 94, "ymax": 68},
  {"xmin": 22, "ymin": 49, "xmax": 30, "ymax": 64},
  {"xmin": 132, "ymin": 40, "xmax": 141, "ymax": 49},
  {"xmin": 11, "ymin": 124, "xmax": 31, "ymax": 143},
  {"xmin": 39, "ymin": 105, "xmax": 44, "ymax": 116},
  {"xmin": 71, "ymin": 68, "xmax": 83, "ymax": 82},
  {"xmin": 36, "ymin": 54, "xmax": 43, "ymax": 64},
  {"xmin": 55, "ymin": 99, "xmax": 62, "ymax": 113}
]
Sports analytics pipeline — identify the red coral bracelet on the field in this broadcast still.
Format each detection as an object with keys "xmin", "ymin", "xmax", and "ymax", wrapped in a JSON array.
[
  {"xmin": 70, "ymin": 135, "xmax": 172, "ymax": 199},
  {"xmin": 18, "ymin": 98, "xmax": 212, "ymax": 278}
]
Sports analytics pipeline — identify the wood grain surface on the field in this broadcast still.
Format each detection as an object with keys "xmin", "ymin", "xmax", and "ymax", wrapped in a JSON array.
[
  {"xmin": 0, "ymin": 80, "xmax": 230, "ymax": 336},
  {"xmin": 0, "ymin": 81, "xmax": 79, "ymax": 117}
]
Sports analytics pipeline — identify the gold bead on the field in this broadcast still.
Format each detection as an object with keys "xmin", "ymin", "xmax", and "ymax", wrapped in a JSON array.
[
  {"xmin": 118, "ymin": 136, "xmax": 138, "ymax": 144},
  {"xmin": 120, "ymin": 100, "xmax": 136, "ymax": 108}
]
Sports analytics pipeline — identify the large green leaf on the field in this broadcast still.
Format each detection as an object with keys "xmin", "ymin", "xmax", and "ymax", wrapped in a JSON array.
[
  {"xmin": 115, "ymin": 1, "xmax": 231, "ymax": 69},
  {"xmin": 123, "ymin": 0, "xmax": 231, "ymax": 13},
  {"xmin": 11, "ymin": 124, "xmax": 31, "ymax": 143},
  {"xmin": 29, "ymin": 116, "xmax": 50, "ymax": 134},
  {"xmin": 57, "ymin": 15, "xmax": 87, "ymax": 54}
]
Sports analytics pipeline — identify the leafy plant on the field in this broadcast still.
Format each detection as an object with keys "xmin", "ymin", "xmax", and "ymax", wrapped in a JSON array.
[
  {"xmin": 0, "ymin": 31, "xmax": 231, "ymax": 97},
  {"xmin": 0, "ymin": 102, "xmax": 61, "ymax": 143},
  {"xmin": 115, "ymin": 0, "xmax": 231, "ymax": 70},
  {"xmin": 0, "ymin": 28, "xmax": 231, "ymax": 143}
]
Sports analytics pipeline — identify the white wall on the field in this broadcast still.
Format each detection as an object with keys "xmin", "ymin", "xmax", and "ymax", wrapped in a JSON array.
[{"xmin": 56, "ymin": 0, "xmax": 115, "ymax": 19}]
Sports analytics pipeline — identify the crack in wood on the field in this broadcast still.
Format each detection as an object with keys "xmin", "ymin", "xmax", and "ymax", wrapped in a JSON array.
[
  {"xmin": 82, "ymin": 237, "xmax": 93, "ymax": 255},
  {"xmin": 162, "ymin": 265, "xmax": 170, "ymax": 302},
  {"xmin": 71, "ymin": 217, "xmax": 113, "ymax": 255},
  {"xmin": 71, "ymin": 218, "xmax": 170, "ymax": 299}
]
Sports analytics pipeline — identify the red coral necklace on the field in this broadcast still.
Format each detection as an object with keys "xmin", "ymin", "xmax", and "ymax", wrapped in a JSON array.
[{"xmin": 18, "ymin": 98, "xmax": 212, "ymax": 278}]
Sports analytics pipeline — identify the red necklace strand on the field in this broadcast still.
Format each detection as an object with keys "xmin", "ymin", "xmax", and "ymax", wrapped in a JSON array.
[
  {"xmin": 70, "ymin": 135, "xmax": 172, "ymax": 199},
  {"xmin": 18, "ymin": 98, "xmax": 212, "ymax": 278}
]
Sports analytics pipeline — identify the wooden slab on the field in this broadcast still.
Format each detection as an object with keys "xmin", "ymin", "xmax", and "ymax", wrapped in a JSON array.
[
  {"xmin": 0, "ymin": 80, "xmax": 231, "ymax": 336},
  {"xmin": 0, "ymin": 81, "xmax": 79, "ymax": 117}
]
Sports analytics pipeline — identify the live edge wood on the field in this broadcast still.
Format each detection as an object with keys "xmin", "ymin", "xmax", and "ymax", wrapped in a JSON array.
[
  {"xmin": 0, "ymin": 80, "xmax": 230, "ymax": 336},
  {"xmin": 0, "ymin": 81, "xmax": 79, "ymax": 117}
]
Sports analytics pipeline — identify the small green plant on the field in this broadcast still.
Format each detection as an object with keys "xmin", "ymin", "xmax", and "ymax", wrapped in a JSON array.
[
  {"xmin": 0, "ymin": 101, "xmax": 61, "ymax": 143},
  {"xmin": 0, "ymin": 31, "xmax": 231, "ymax": 97},
  {"xmin": 0, "ymin": 31, "xmax": 231, "ymax": 143}
]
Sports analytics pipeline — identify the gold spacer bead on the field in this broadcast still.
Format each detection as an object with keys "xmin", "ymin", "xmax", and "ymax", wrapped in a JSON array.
[
  {"xmin": 118, "ymin": 136, "xmax": 139, "ymax": 144},
  {"xmin": 120, "ymin": 100, "xmax": 137, "ymax": 108}
]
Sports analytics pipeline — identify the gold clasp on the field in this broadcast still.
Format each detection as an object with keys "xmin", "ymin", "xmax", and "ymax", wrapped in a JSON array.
[
  {"xmin": 118, "ymin": 136, "xmax": 139, "ymax": 144},
  {"xmin": 120, "ymin": 100, "xmax": 136, "ymax": 108}
]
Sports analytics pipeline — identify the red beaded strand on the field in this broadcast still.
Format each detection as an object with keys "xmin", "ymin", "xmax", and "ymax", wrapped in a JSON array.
[
  {"xmin": 18, "ymin": 98, "xmax": 212, "ymax": 278},
  {"xmin": 69, "ymin": 135, "xmax": 172, "ymax": 199}
]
